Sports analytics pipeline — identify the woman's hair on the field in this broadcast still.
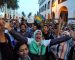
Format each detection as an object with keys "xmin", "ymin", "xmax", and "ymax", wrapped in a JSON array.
[
  {"xmin": 14, "ymin": 41, "xmax": 28, "ymax": 60},
  {"xmin": 14, "ymin": 41, "xmax": 28, "ymax": 52},
  {"xmin": 20, "ymin": 23, "xmax": 27, "ymax": 29}
]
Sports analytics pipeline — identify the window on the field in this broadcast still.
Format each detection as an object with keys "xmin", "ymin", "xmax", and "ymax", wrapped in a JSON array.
[
  {"xmin": 58, "ymin": 0, "xmax": 67, "ymax": 4},
  {"xmin": 39, "ymin": 6, "xmax": 45, "ymax": 13},
  {"xmin": 39, "ymin": 0, "xmax": 45, "ymax": 6},
  {"xmin": 52, "ymin": 0, "xmax": 55, "ymax": 3},
  {"xmin": 45, "ymin": 4, "xmax": 46, "ymax": 10},
  {"xmin": 39, "ymin": 9, "xmax": 40, "ymax": 13},
  {"xmin": 47, "ymin": 1, "xmax": 50, "ymax": 9},
  {"xmin": 44, "ymin": 5, "xmax": 45, "ymax": 10},
  {"xmin": 52, "ymin": 0, "xmax": 56, "ymax": 7},
  {"xmin": 48, "ymin": 14, "xmax": 50, "ymax": 19}
]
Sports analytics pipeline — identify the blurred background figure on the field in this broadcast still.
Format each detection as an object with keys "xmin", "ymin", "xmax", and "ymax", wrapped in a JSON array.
[{"xmin": 20, "ymin": 23, "xmax": 32, "ymax": 38}]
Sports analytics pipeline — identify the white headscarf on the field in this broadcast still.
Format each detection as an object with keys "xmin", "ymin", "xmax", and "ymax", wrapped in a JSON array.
[{"xmin": 34, "ymin": 30, "xmax": 42, "ymax": 40}]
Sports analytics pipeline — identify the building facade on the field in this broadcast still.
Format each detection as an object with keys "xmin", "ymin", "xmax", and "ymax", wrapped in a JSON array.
[
  {"xmin": 38, "ymin": 0, "xmax": 75, "ymax": 24},
  {"xmin": 38, "ymin": 0, "xmax": 51, "ymax": 20},
  {"xmin": 0, "ymin": 5, "xmax": 17, "ymax": 19}
]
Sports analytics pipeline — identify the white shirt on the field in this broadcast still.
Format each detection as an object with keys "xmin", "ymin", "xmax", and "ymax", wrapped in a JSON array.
[{"xmin": 27, "ymin": 38, "xmax": 51, "ymax": 47}]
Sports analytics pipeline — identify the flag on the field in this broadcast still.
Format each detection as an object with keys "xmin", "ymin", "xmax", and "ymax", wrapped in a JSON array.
[
  {"xmin": 35, "ymin": 16, "xmax": 42, "ymax": 22},
  {"xmin": 35, "ymin": 15, "xmax": 46, "ymax": 23},
  {"xmin": 40, "ymin": 14, "xmax": 46, "ymax": 20}
]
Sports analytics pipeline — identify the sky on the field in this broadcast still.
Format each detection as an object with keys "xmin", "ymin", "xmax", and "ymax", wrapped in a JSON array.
[{"xmin": 18, "ymin": 0, "xmax": 39, "ymax": 16}]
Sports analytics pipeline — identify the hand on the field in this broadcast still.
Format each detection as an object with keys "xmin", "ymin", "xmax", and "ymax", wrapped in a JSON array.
[
  {"xmin": 71, "ymin": 31, "xmax": 75, "ymax": 40},
  {"xmin": 0, "ymin": 19, "xmax": 5, "ymax": 27},
  {"xmin": 4, "ymin": 22, "xmax": 12, "ymax": 31},
  {"xmin": 0, "ymin": 34, "xmax": 7, "ymax": 43}
]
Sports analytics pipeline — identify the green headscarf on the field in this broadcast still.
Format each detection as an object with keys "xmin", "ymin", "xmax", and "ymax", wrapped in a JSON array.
[{"xmin": 29, "ymin": 30, "xmax": 46, "ymax": 55}]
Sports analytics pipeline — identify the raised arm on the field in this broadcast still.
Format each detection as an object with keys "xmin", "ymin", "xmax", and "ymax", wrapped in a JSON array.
[
  {"xmin": 4, "ymin": 22, "xmax": 28, "ymax": 43},
  {"xmin": 9, "ymin": 29, "xmax": 28, "ymax": 43},
  {"xmin": 50, "ymin": 35, "xmax": 71, "ymax": 46}
]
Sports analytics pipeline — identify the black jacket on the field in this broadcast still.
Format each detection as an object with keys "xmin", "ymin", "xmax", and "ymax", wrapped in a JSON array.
[{"xmin": 0, "ymin": 33, "xmax": 14, "ymax": 60}]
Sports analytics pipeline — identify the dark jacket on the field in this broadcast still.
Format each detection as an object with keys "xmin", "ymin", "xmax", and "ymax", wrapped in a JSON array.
[
  {"xmin": 29, "ymin": 53, "xmax": 46, "ymax": 60},
  {"xmin": 20, "ymin": 31, "xmax": 32, "ymax": 38},
  {"xmin": 42, "ymin": 31, "xmax": 54, "ymax": 40},
  {"xmin": 0, "ymin": 33, "xmax": 14, "ymax": 60}
]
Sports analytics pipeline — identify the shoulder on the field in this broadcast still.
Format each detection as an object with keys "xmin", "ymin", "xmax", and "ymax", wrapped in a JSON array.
[
  {"xmin": 27, "ymin": 38, "xmax": 34, "ymax": 44},
  {"xmin": 42, "ymin": 40, "xmax": 51, "ymax": 46}
]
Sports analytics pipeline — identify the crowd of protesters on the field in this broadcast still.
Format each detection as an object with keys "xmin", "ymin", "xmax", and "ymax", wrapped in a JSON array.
[{"xmin": 0, "ymin": 18, "xmax": 75, "ymax": 60}]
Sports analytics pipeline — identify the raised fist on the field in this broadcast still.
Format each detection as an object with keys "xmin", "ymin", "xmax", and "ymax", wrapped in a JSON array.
[{"xmin": 5, "ymin": 22, "xmax": 12, "ymax": 31}]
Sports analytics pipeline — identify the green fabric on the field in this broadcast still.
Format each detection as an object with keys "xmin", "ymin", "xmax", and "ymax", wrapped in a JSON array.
[{"xmin": 29, "ymin": 40, "xmax": 46, "ymax": 55}]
